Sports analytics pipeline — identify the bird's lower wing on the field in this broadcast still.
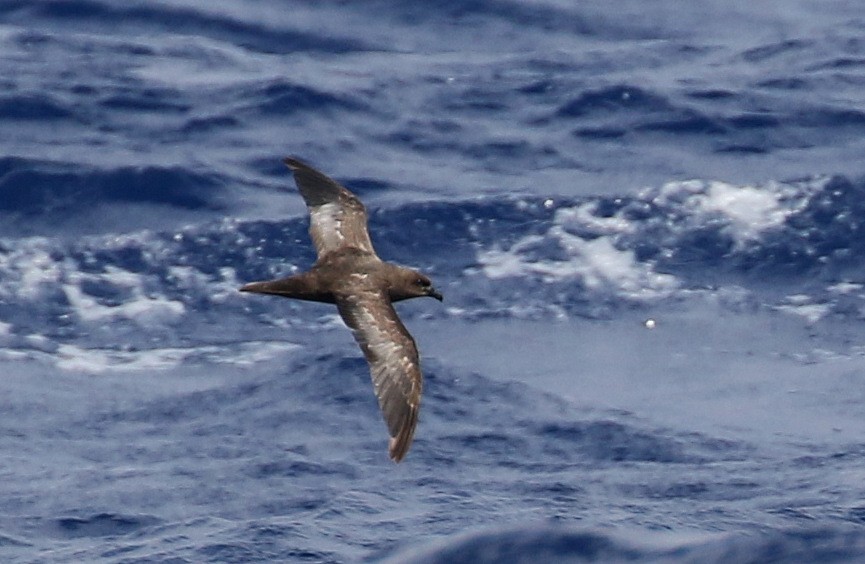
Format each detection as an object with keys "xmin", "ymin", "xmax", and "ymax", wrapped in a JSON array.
[{"xmin": 336, "ymin": 291, "xmax": 422, "ymax": 462}]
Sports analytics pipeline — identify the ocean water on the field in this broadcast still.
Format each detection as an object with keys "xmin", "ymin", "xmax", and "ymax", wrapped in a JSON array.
[{"xmin": 3, "ymin": 1, "xmax": 865, "ymax": 562}]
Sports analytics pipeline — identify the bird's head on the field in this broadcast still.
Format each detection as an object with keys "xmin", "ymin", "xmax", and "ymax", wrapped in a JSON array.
[{"xmin": 390, "ymin": 268, "xmax": 443, "ymax": 303}]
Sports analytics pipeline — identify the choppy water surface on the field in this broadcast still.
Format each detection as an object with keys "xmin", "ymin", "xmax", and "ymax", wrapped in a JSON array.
[{"xmin": 3, "ymin": 1, "xmax": 865, "ymax": 562}]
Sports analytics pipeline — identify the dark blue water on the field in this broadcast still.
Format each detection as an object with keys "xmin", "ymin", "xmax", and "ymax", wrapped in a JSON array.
[{"xmin": 3, "ymin": 1, "xmax": 865, "ymax": 562}]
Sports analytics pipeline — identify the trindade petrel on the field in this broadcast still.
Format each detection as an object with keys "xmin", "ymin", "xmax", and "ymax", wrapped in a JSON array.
[{"xmin": 240, "ymin": 157, "xmax": 442, "ymax": 462}]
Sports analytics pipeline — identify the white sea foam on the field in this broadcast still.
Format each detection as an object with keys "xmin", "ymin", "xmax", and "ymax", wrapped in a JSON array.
[
  {"xmin": 0, "ymin": 236, "xmax": 187, "ymax": 329},
  {"xmin": 0, "ymin": 242, "xmax": 62, "ymax": 300},
  {"xmin": 476, "ymin": 177, "xmax": 833, "ymax": 304},
  {"xmin": 554, "ymin": 200, "xmax": 635, "ymax": 236},
  {"xmin": 53, "ymin": 341, "xmax": 300, "ymax": 373},
  {"xmin": 775, "ymin": 294, "xmax": 831, "ymax": 324},
  {"xmin": 62, "ymin": 267, "xmax": 186, "ymax": 328},
  {"xmin": 211, "ymin": 267, "xmax": 242, "ymax": 303},
  {"xmin": 167, "ymin": 265, "xmax": 210, "ymax": 287},
  {"xmin": 650, "ymin": 178, "xmax": 820, "ymax": 247},
  {"xmin": 828, "ymin": 282, "xmax": 863, "ymax": 295},
  {"xmin": 23, "ymin": 333, "xmax": 52, "ymax": 350},
  {"xmin": 477, "ymin": 223, "xmax": 677, "ymax": 301}
]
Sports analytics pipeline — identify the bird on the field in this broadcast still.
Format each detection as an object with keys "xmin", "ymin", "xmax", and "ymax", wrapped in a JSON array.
[{"xmin": 240, "ymin": 157, "xmax": 442, "ymax": 462}]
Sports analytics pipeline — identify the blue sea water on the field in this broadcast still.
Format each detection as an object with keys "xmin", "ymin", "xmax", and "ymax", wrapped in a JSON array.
[{"xmin": 3, "ymin": 1, "xmax": 865, "ymax": 562}]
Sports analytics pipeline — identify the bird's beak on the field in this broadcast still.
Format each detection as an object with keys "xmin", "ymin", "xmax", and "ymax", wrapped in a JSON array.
[{"xmin": 428, "ymin": 287, "xmax": 443, "ymax": 302}]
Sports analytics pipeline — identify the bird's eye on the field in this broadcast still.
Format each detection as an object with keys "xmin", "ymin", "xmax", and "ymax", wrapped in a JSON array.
[{"xmin": 415, "ymin": 277, "xmax": 427, "ymax": 287}]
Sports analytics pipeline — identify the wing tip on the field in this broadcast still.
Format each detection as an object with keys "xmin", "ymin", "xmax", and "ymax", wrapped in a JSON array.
[
  {"xmin": 388, "ymin": 436, "xmax": 411, "ymax": 463},
  {"xmin": 282, "ymin": 156, "xmax": 307, "ymax": 170},
  {"xmin": 387, "ymin": 408, "xmax": 419, "ymax": 463}
]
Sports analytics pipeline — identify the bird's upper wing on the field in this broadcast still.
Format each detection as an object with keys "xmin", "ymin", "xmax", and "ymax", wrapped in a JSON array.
[
  {"xmin": 336, "ymin": 290, "xmax": 422, "ymax": 462},
  {"xmin": 283, "ymin": 157, "xmax": 376, "ymax": 258}
]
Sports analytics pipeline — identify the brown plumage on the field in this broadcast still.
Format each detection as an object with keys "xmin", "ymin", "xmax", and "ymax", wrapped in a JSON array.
[{"xmin": 240, "ymin": 157, "xmax": 442, "ymax": 462}]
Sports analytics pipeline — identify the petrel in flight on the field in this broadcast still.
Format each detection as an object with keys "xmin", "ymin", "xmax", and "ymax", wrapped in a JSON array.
[{"xmin": 240, "ymin": 157, "xmax": 442, "ymax": 462}]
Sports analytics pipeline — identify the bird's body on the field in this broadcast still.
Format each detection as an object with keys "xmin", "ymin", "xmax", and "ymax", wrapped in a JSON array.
[{"xmin": 240, "ymin": 157, "xmax": 442, "ymax": 462}]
